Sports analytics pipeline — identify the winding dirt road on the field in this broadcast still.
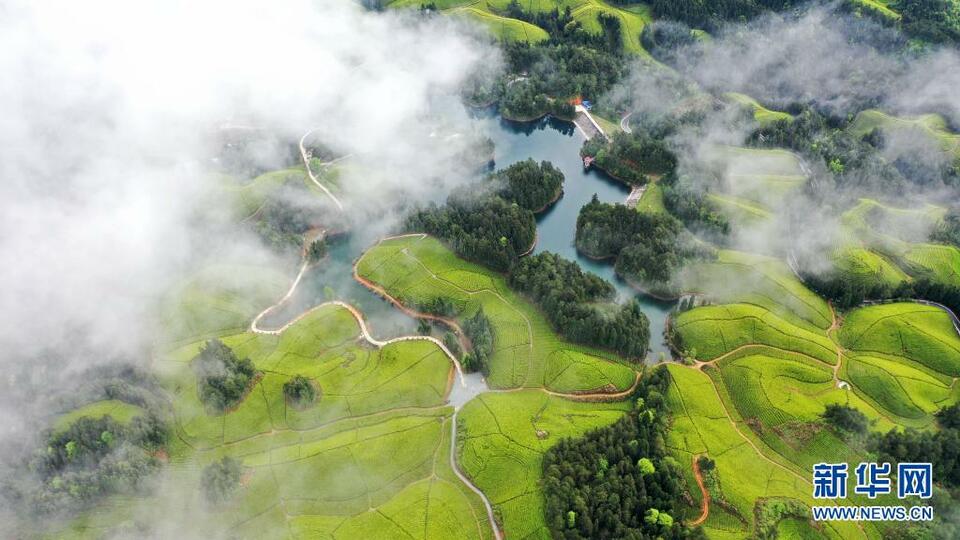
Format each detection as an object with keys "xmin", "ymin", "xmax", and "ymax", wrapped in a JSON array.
[
  {"xmin": 298, "ymin": 128, "xmax": 344, "ymax": 211},
  {"xmin": 690, "ymin": 455, "xmax": 710, "ymax": 526},
  {"xmin": 244, "ymin": 132, "xmax": 504, "ymax": 538},
  {"xmin": 451, "ymin": 410, "xmax": 504, "ymax": 540}
]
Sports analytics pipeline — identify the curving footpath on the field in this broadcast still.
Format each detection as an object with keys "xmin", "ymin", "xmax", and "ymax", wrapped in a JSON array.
[
  {"xmin": 298, "ymin": 128, "xmax": 344, "ymax": 211},
  {"xmin": 690, "ymin": 454, "xmax": 710, "ymax": 526},
  {"xmin": 451, "ymin": 409, "xmax": 504, "ymax": 540}
]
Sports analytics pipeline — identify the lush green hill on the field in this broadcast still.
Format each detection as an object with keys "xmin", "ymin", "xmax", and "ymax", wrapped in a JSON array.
[
  {"xmin": 724, "ymin": 92, "xmax": 793, "ymax": 127},
  {"xmin": 389, "ymin": 0, "xmax": 653, "ymax": 55},
  {"xmin": 61, "ymin": 304, "xmax": 495, "ymax": 539},
  {"xmin": 849, "ymin": 109, "xmax": 960, "ymax": 157},
  {"xmin": 829, "ymin": 198, "xmax": 957, "ymax": 291},
  {"xmin": 357, "ymin": 234, "xmax": 637, "ymax": 392},
  {"xmin": 356, "ymin": 234, "xmax": 642, "ymax": 537}
]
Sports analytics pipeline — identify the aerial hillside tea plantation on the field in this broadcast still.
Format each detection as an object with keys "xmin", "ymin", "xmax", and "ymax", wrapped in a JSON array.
[{"xmin": 10, "ymin": 0, "xmax": 960, "ymax": 538}]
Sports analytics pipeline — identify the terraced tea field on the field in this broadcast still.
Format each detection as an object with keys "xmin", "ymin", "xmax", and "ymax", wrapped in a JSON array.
[
  {"xmin": 457, "ymin": 391, "xmax": 629, "ymax": 538},
  {"xmin": 355, "ymin": 234, "xmax": 637, "ymax": 393},
  {"xmin": 724, "ymin": 92, "xmax": 793, "ymax": 127},
  {"xmin": 831, "ymin": 198, "xmax": 958, "ymax": 290},
  {"xmin": 849, "ymin": 109, "xmax": 960, "ymax": 157},
  {"xmin": 62, "ymin": 303, "xmax": 495, "ymax": 539},
  {"xmin": 666, "ymin": 246, "xmax": 960, "ymax": 533},
  {"xmin": 356, "ymin": 234, "xmax": 641, "ymax": 537},
  {"xmin": 696, "ymin": 145, "xmax": 807, "ymax": 232},
  {"xmin": 387, "ymin": 0, "xmax": 653, "ymax": 55},
  {"xmin": 665, "ymin": 365, "xmax": 865, "ymax": 539}
]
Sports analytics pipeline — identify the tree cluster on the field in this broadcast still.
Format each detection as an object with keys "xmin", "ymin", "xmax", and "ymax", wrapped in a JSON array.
[
  {"xmin": 804, "ymin": 272, "xmax": 960, "ymax": 316},
  {"xmin": 543, "ymin": 367, "xmax": 706, "ymax": 539},
  {"xmin": 283, "ymin": 375, "xmax": 317, "ymax": 409},
  {"xmin": 582, "ymin": 132, "xmax": 678, "ymax": 185},
  {"xmin": 201, "ymin": 457, "xmax": 243, "ymax": 505},
  {"xmin": 576, "ymin": 197, "xmax": 705, "ymax": 291},
  {"xmin": 871, "ymin": 403, "xmax": 960, "ymax": 488},
  {"xmin": 22, "ymin": 414, "xmax": 167, "ymax": 515},
  {"xmin": 932, "ymin": 208, "xmax": 960, "ymax": 247},
  {"xmin": 499, "ymin": 23, "xmax": 626, "ymax": 121},
  {"xmin": 752, "ymin": 108, "xmax": 956, "ymax": 195},
  {"xmin": 462, "ymin": 308, "xmax": 494, "ymax": 375},
  {"xmin": 900, "ymin": 0, "xmax": 960, "ymax": 43},
  {"xmin": 492, "ymin": 159, "xmax": 564, "ymax": 212},
  {"xmin": 510, "ymin": 252, "xmax": 651, "ymax": 359},
  {"xmin": 660, "ymin": 173, "xmax": 731, "ymax": 241},
  {"xmin": 192, "ymin": 339, "xmax": 259, "ymax": 413},
  {"xmin": 822, "ymin": 403, "xmax": 869, "ymax": 435},
  {"xmin": 404, "ymin": 190, "xmax": 536, "ymax": 272}
]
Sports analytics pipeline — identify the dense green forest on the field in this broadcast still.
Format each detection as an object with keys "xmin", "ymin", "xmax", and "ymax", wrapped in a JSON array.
[
  {"xmin": 510, "ymin": 252, "xmax": 651, "ymax": 359},
  {"xmin": 576, "ymin": 196, "xmax": 706, "ymax": 290},
  {"xmin": 3, "ymin": 365, "xmax": 170, "ymax": 518},
  {"xmin": 646, "ymin": 0, "xmax": 960, "ymax": 43},
  {"xmin": 660, "ymin": 173, "xmax": 731, "ymax": 240},
  {"xmin": 462, "ymin": 308, "xmax": 494, "ymax": 375},
  {"xmin": 497, "ymin": 1, "xmax": 627, "ymax": 119},
  {"xmin": 582, "ymin": 131, "xmax": 678, "ymax": 185},
  {"xmin": 492, "ymin": 158, "xmax": 565, "ymax": 211},
  {"xmin": 192, "ymin": 339, "xmax": 259, "ymax": 413},
  {"xmin": 543, "ymin": 367, "xmax": 706, "ymax": 539},
  {"xmin": 404, "ymin": 190, "xmax": 536, "ymax": 271}
]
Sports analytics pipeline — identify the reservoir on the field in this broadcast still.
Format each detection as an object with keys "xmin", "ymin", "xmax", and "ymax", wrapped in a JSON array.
[
  {"xmin": 266, "ymin": 112, "xmax": 674, "ymax": 362},
  {"xmin": 478, "ymin": 113, "xmax": 674, "ymax": 361}
]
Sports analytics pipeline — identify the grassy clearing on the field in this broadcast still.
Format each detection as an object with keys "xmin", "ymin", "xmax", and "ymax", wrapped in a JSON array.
[
  {"xmin": 636, "ymin": 180, "xmax": 665, "ymax": 213},
  {"xmin": 457, "ymin": 390, "xmax": 629, "ymax": 539},
  {"xmin": 356, "ymin": 235, "xmax": 637, "ymax": 392},
  {"xmin": 724, "ymin": 92, "xmax": 793, "ymax": 126},
  {"xmin": 65, "ymin": 303, "xmax": 494, "ymax": 538}
]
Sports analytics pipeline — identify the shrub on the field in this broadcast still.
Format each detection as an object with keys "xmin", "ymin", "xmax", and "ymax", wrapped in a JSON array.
[
  {"xmin": 192, "ymin": 339, "xmax": 258, "ymax": 413},
  {"xmin": 201, "ymin": 457, "xmax": 243, "ymax": 504},
  {"xmin": 283, "ymin": 375, "xmax": 317, "ymax": 408}
]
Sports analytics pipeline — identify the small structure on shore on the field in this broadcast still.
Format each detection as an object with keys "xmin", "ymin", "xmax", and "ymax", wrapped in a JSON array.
[{"xmin": 583, "ymin": 155, "xmax": 594, "ymax": 169}]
